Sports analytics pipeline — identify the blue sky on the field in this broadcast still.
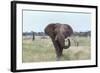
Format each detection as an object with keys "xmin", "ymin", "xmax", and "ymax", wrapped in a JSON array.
[{"xmin": 23, "ymin": 10, "xmax": 91, "ymax": 32}]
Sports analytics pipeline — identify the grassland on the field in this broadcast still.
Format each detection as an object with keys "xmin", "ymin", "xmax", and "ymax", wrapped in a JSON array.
[{"xmin": 22, "ymin": 36, "xmax": 91, "ymax": 63}]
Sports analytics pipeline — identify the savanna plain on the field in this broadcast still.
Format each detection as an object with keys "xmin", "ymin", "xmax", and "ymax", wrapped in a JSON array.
[{"xmin": 22, "ymin": 36, "xmax": 91, "ymax": 63}]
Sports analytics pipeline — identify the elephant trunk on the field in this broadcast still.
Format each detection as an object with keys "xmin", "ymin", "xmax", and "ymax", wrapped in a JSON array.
[
  {"xmin": 64, "ymin": 39, "xmax": 71, "ymax": 49},
  {"xmin": 55, "ymin": 34, "xmax": 71, "ymax": 49}
]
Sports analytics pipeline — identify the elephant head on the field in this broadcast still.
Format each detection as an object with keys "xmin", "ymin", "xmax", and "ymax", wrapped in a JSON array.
[{"xmin": 44, "ymin": 23, "xmax": 73, "ymax": 60}]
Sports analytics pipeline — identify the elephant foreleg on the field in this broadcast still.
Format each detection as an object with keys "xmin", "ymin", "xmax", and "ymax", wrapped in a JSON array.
[
  {"xmin": 56, "ymin": 47, "xmax": 63, "ymax": 61},
  {"xmin": 52, "ymin": 39, "xmax": 63, "ymax": 61}
]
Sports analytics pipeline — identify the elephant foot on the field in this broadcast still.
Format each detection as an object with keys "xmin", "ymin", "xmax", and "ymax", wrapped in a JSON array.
[
  {"xmin": 56, "ymin": 58, "xmax": 60, "ymax": 61},
  {"xmin": 56, "ymin": 56, "xmax": 62, "ymax": 61}
]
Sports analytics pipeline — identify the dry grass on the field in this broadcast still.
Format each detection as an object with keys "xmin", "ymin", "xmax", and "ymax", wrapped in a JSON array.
[{"xmin": 22, "ymin": 36, "xmax": 91, "ymax": 63}]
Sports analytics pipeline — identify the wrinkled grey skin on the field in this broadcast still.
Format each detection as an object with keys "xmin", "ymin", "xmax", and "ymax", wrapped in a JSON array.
[{"xmin": 44, "ymin": 23, "xmax": 73, "ymax": 61}]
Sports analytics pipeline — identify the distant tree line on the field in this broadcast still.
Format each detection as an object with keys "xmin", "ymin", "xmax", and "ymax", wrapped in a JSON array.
[
  {"xmin": 23, "ymin": 31, "xmax": 91, "ymax": 37},
  {"xmin": 73, "ymin": 31, "xmax": 91, "ymax": 37},
  {"xmin": 23, "ymin": 31, "xmax": 46, "ymax": 36}
]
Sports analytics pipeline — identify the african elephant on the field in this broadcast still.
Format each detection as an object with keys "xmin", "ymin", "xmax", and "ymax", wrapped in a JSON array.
[{"xmin": 44, "ymin": 23, "xmax": 73, "ymax": 60}]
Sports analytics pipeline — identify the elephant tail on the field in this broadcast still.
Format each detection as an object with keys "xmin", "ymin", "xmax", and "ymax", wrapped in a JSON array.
[{"xmin": 64, "ymin": 39, "xmax": 71, "ymax": 49}]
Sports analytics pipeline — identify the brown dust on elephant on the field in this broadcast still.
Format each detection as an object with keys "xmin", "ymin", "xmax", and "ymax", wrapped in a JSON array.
[{"xmin": 44, "ymin": 23, "xmax": 73, "ymax": 61}]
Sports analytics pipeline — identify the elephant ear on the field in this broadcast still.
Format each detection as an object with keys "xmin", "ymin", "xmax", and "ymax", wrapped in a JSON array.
[
  {"xmin": 63, "ymin": 24, "xmax": 73, "ymax": 37},
  {"xmin": 44, "ymin": 24, "xmax": 56, "ymax": 38}
]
